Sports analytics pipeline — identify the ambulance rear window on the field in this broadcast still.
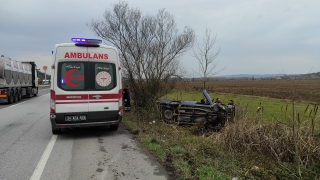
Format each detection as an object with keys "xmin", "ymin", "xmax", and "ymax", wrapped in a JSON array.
[
  {"xmin": 93, "ymin": 62, "xmax": 116, "ymax": 90},
  {"xmin": 57, "ymin": 61, "xmax": 117, "ymax": 91},
  {"xmin": 58, "ymin": 62, "xmax": 86, "ymax": 90}
]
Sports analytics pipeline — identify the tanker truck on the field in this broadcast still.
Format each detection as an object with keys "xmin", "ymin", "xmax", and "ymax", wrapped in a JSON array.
[{"xmin": 0, "ymin": 55, "xmax": 39, "ymax": 104}]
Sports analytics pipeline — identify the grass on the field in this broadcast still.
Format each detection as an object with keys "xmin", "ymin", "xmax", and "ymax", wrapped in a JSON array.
[
  {"xmin": 197, "ymin": 165, "xmax": 229, "ymax": 180},
  {"xmin": 173, "ymin": 158, "xmax": 192, "ymax": 178},
  {"xmin": 122, "ymin": 90, "xmax": 320, "ymax": 180},
  {"xmin": 144, "ymin": 137, "xmax": 166, "ymax": 161}
]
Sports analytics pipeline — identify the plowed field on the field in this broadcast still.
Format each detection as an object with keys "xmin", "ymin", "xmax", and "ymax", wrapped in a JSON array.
[{"xmin": 175, "ymin": 80, "xmax": 320, "ymax": 103}]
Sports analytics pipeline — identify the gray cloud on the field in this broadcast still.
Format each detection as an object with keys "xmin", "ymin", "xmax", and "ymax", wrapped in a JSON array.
[{"xmin": 1, "ymin": 0, "xmax": 319, "ymax": 76}]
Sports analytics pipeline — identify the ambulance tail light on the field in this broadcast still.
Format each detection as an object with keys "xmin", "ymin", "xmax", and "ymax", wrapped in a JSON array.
[
  {"xmin": 50, "ymin": 89, "xmax": 56, "ymax": 114},
  {"xmin": 119, "ymin": 89, "xmax": 123, "ymax": 98},
  {"xmin": 119, "ymin": 106, "xmax": 123, "ymax": 116},
  {"xmin": 71, "ymin": 38, "xmax": 102, "ymax": 47},
  {"xmin": 118, "ymin": 89, "xmax": 123, "ymax": 115}
]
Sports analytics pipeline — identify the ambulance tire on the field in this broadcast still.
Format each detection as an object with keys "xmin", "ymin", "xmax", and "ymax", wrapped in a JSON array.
[
  {"xmin": 52, "ymin": 128, "xmax": 61, "ymax": 134},
  {"xmin": 110, "ymin": 125, "xmax": 119, "ymax": 131}
]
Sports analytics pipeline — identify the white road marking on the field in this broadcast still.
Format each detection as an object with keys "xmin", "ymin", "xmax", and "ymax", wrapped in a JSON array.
[
  {"xmin": 38, "ymin": 88, "xmax": 48, "ymax": 91},
  {"xmin": 30, "ymin": 135, "xmax": 58, "ymax": 180},
  {"xmin": 7, "ymin": 101, "xmax": 27, "ymax": 107}
]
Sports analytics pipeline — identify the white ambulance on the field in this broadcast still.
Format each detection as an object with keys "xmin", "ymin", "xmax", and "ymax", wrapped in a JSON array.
[{"xmin": 50, "ymin": 38, "xmax": 123, "ymax": 134}]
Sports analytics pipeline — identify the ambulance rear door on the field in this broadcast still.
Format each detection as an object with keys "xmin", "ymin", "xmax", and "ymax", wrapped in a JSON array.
[
  {"xmin": 87, "ymin": 46, "xmax": 120, "ymax": 122},
  {"xmin": 54, "ymin": 45, "xmax": 89, "ymax": 118}
]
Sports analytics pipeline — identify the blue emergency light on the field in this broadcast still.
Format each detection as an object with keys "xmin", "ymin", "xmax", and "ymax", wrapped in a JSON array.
[{"xmin": 71, "ymin": 38, "xmax": 102, "ymax": 44}]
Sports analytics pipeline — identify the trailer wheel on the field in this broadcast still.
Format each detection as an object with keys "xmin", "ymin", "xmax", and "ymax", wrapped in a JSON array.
[
  {"xmin": 28, "ymin": 90, "xmax": 33, "ymax": 98},
  {"xmin": 8, "ymin": 91, "xmax": 14, "ymax": 104},
  {"xmin": 13, "ymin": 90, "xmax": 18, "ymax": 103},
  {"xmin": 18, "ymin": 90, "xmax": 22, "ymax": 101}
]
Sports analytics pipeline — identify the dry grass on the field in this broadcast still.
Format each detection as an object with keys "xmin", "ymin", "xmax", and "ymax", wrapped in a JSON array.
[
  {"xmin": 176, "ymin": 80, "xmax": 320, "ymax": 103},
  {"xmin": 122, "ymin": 80, "xmax": 320, "ymax": 179},
  {"xmin": 123, "ymin": 104, "xmax": 320, "ymax": 179},
  {"xmin": 211, "ymin": 115, "xmax": 320, "ymax": 165}
]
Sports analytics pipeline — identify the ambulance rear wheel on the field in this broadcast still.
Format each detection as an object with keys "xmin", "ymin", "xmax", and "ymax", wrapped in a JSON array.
[
  {"xmin": 52, "ymin": 128, "xmax": 61, "ymax": 134},
  {"xmin": 110, "ymin": 125, "xmax": 119, "ymax": 131}
]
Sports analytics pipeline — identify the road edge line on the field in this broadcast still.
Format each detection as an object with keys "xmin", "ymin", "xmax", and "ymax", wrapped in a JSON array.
[
  {"xmin": 2, "ymin": 93, "xmax": 49, "ymax": 109},
  {"xmin": 30, "ymin": 135, "xmax": 58, "ymax": 180}
]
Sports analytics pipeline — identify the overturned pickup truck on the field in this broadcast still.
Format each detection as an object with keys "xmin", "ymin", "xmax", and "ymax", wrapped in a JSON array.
[{"xmin": 158, "ymin": 90, "xmax": 235, "ymax": 130}]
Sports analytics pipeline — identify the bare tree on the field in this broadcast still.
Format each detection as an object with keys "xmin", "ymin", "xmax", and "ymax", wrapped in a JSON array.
[
  {"xmin": 192, "ymin": 29, "xmax": 224, "ymax": 89},
  {"xmin": 88, "ymin": 1, "xmax": 195, "ymax": 108}
]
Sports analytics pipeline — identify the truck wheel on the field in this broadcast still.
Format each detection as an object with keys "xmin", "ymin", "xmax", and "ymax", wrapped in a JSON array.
[
  {"xmin": 110, "ymin": 125, "xmax": 119, "ymax": 131},
  {"xmin": 18, "ymin": 90, "xmax": 22, "ymax": 100},
  {"xmin": 52, "ymin": 128, "xmax": 61, "ymax": 134},
  {"xmin": 13, "ymin": 90, "xmax": 18, "ymax": 103},
  {"xmin": 8, "ymin": 91, "xmax": 14, "ymax": 104},
  {"xmin": 28, "ymin": 91, "xmax": 33, "ymax": 98}
]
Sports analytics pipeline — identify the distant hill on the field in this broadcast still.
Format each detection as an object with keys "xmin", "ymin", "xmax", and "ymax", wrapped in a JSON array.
[
  {"xmin": 289, "ymin": 72, "xmax": 320, "ymax": 80},
  {"xmin": 217, "ymin": 74, "xmax": 286, "ymax": 78},
  {"xmin": 214, "ymin": 72, "xmax": 320, "ymax": 80}
]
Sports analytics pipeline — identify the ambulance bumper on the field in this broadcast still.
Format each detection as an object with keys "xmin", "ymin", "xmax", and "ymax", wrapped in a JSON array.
[{"xmin": 50, "ymin": 111, "xmax": 122, "ymax": 129}]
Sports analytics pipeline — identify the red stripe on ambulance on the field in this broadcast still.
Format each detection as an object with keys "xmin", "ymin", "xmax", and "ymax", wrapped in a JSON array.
[
  {"xmin": 55, "ymin": 94, "xmax": 120, "ymax": 100},
  {"xmin": 55, "ymin": 100, "xmax": 119, "ymax": 104},
  {"xmin": 56, "ymin": 94, "xmax": 88, "ymax": 100},
  {"xmin": 88, "ymin": 94, "xmax": 120, "ymax": 99}
]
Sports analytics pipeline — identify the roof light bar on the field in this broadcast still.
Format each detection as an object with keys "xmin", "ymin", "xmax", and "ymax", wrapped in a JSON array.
[{"xmin": 71, "ymin": 38, "xmax": 102, "ymax": 44}]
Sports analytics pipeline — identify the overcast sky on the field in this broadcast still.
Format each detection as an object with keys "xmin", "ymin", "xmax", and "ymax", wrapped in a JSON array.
[{"xmin": 1, "ymin": 0, "xmax": 319, "ymax": 76}]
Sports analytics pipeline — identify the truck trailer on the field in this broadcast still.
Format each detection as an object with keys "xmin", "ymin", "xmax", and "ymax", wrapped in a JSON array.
[{"xmin": 0, "ymin": 55, "xmax": 39, "ymax": 104}]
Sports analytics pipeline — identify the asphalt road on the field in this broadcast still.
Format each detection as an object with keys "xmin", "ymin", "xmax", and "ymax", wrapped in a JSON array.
[{"xmin": 0, "ymin": 87, "xmax": 169, "ymax": 180}]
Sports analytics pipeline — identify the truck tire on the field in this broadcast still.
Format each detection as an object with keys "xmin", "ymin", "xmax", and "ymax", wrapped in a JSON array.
[
  {"xmin": 13, "ymin": 90, "xmax": 18, "ymax": 103},
  {"xmin": 52, "ymin": 128, "xmax": 61, "ymax": 134},
  {"xmin": 28, "ymin": 90, "xmax": 33, "ymax": 98},
  {"xmin": 18, "ymin": 90, "xmax": 22, "ymax": 101},
  {"xmin": 8, "ymin": 91, "xmax": 14, "ymax": 104}
]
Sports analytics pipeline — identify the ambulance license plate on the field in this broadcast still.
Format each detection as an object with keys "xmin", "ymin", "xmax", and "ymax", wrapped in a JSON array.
[{"xmin": 65, "ymin": 115, "xmax": 86, "ymax": 121}]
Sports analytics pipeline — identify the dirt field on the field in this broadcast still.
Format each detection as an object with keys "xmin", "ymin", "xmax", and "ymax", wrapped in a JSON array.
[{"xmin": 175, "ymin": 80, "xmax": 320, "ymax": 103}]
